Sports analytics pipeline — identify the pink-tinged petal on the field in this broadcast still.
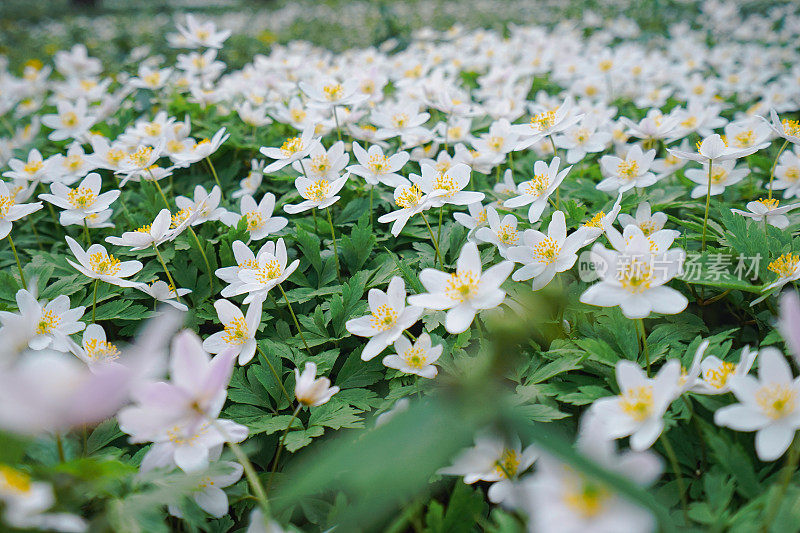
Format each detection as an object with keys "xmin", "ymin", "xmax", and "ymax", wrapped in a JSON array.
[
  {"xmin": 170, "ymin": 330, "xmax": 210, "ymax": 389},
  {"xmin": 780, "ymin": 292, "xmax": 800, "ymax": 364}
]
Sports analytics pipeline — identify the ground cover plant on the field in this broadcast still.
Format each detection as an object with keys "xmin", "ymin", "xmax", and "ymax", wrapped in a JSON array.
[{"xmin": 1, "ymin": 1, "xmax": 800, "ymax": 531}]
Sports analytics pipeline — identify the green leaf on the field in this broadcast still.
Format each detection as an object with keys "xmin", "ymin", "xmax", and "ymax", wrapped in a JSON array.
[
  {"xmin": 339, "ymin": 214, "xmax": 376, "ymax": 273},
  {"xmin": 284, "ymin": 426, "xmax": 325, "ymax": 452}
]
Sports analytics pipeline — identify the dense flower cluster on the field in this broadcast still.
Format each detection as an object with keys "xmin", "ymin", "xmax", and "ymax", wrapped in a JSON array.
[{"xmin": 1, "ymin": 1, "xmax": 800, "ymax": 531}]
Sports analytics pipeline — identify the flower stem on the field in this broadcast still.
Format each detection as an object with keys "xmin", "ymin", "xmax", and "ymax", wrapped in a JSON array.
[
  {"xmin": 256, "ymin": 344, "xmax": 293, "ymax": 405},
  {"xmin": 210, "ymin": 418, "xmax": 270, "ymax": 514},
  {"xmin": 768, "ymin": 139, "xmax": 789, "ymax": 200},
  {"xmin": 150, "ymin": 175, "xmax": 171, "ymax": 210},
  {"xmin": 436, "ymin": 206, "xmax": 444, "ymax": 262},
  {"xmin": 206, "ymin": 156, "xmax": 224, "ymax": 199},
  {"xmin": 326, "ymin": 207, "xmax": 341, "ymax": 281},
  {"xmin": 420, "ymin": 212, "xmax": 443, "ymax": 266},
  {"xmin": 188, "ymin": 226, "xmax": 214, "ymax": 294},
  {"xmin": 153, "ymin": 244, "xmax": 183, "ymax": 304},
  {"xmin": 762, "ymin": 437, "xmax": 800, "ymax": 532},
  {"xmin": 82, "ymin": 220, "xmax": 91, "ymax": 246},
  {"xmin": 56, "ymin": 433, "xmax": 66, "ymax": 463},
  {"xmin": 637, "ymin": 318, "xmax": 650, "ymax": 375},
  {"xmin": 660, "ymin": 434, "xmax": 688, "ymax": 522},
  {"xmin": 92, "ymin": 279, "xmax": 99, "ymax": 323},
  {"xmin": 333, "ymin": 105, "xmax": 342, "ymax": 141},
  {"xmin": 278, "ymin": 284, "xmax": 311, "ymax": 355},
  {"xmin": 369, "ymin": 185, "xmax": 374, "ymax": 226},
  {"xmin": 267, "ymin": 405, "xmax": 302, "ymax": 492},
  {"xmin": 701, "ymin": 158, "xmax": 713, "ymax": 251},
  {"xmin": 7, "ymin": 234, "xmax": 26, "ymax": 287},
  {"xmin": 550, "ymin": 135, "xmax": 560, "ymax": 207}
]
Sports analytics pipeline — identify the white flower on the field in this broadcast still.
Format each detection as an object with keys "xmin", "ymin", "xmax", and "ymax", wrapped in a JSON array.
[
  {"xmin": 512, "ymin": 96, "xmax": 583, "ymax": 151},
  {"xmin": 0, "ymin": 289, "xmax": 85, "ymax": 352},
  {"xmin": 0, "ymin": 466, "xmax": 87, "ymax": 533},
  {"xmin": 300, "ymin": 78, "xmax": 368, "ymax": 108},
  {"xmin": 503, "ymin": 157, "xmax": 571, "ymax": 223},
  {"xmin": 40, "ymin": 98, "xmax": 96, "ymax": 142},
  {"xmin": 407, "ymin": 242, "xmax": 513, "ymax": 334},
  {"xmin": 378, "ymin": 182, "xmax": 434, "ymax": 237},
  {"xmin": 174, "ymin": 14, "xmax": 231, "ymax": 49},
  {"xmin": 203, "ymin": 298, "xmax": 263, "ymax": 365},
  {"xmin": 232, "ymin": 159, "xmax": 265, "ymax": 199},
  {"xmin": 715, "ymin": 348, "xmax": 800, "ymax": 461},
  {"xmin": 45, "ymin": 142, "xmax": 96, "ymax": 184},
  {"xmin": 236, "ymin": 193, "xmax": 288, "ymax": 240},
  {"xmin": 589, "ymin": 359, "xmax": 681, "ymax": 450},
  {"xmin": 667, "ymin": 133, "xmax": 758, "ymax": 163},
  {"xmin": 283, "ymin": 174, "xmax": 348, "ymax": 214},
  {"xmin": 762, "ymin": 252, "xmax": 800, "ymax": 293},
  {"xmin": 382, "ymin": 333, "xmax": 442, "ymax": 379},
  {"xmin": 260, "ymin": 126, "xmax": 320, "ymax": 173},
  {"xmin": 65, "ymin": 236, "xmax": 142, "ymax": 287},
  {"xmin": 291, "ymin": 140, "xmax": 349, "ymax": 181},
  {"xmin": 348, "ymin": 142, "xmax": 410, "ymax": 187},
  {"xmin": 39, "ymin": 172, "xmax": 119, "ymax": 226},
  {"xmin": 294, "ymin": 362, "xmax": 339, "ymax": 407},
  {"xmin": 617, "ymin": 202, "xmax": 668, "ymax": 236},
  {"xmin": 69, "ymin": 323, "xmax": 122, "ymax": 368},
  {"xmin": 597, "ymin": 145, "xmax": 657, "ymax": 194},
  {"xmin": 139, "ymin": 418, "xmax": 248, "ymax": 473},
  {"xmin": 685, "ymin": 160, "xmax": 749, "ymax": 198},
  {"xmin": 731, "ymin": 198, "xmax": 800, "ymax": 229},
  {"xmin": 135, "ymin": 280, "xmax": 192, "ymax": 311},
  {"xmin": 235, "ymin": 238, "xmax": 300, "ymax": 303},
  {"xmin": 2, "ymin": 148, "xmax": 47, "ymax": 182},
  {"xmin": 345, "ymin": 276, "xmax": 423, "ymax": 361},
  {"xmin": 772, "ymin": 147, "xmax": 800, "ymax": 198},
  {"xmin": 492, "ymin": 169, "xmax": 517, "ymax": 198},
  {"xmin": 516, "ymin": 417, "xmax": 661, "ymax": 533},
  {"xmin": 507, "ymin": 211, "xmax": 586, "ymax": 290},
  {"xmin": 554, "ymin": 116, "xmax": 612, "ymax": 164},
  {"xmin": 167, "ymin": 462, "xmax": 243, "ymax": 519},
  {"xmin": 236, "ymin": 101, "xmax": 272, "ymax": 127},
  {"xmin": 106, "ymin": 209, "xmax": 174, "ymax": 250},
  {"xmin": 0, "ymin": 181, "xmax": 43, "ymax": 239},
  {"xmin": 474, "ymin": 206, "xmax": 521, "ymax": 258},
  {"xmin": 763, "ymin": 109, "xmax": 800, "ymax": 146},
  {"xmin": 579, "ymin": 226, "xmax": 687, "ymax": 319},
  {"xmin": 439, "ymin": 432, "xmax": 537, "ymax": 504},
  {"xmin": 171, "ymin": 128, "xmax": 229, "ymax": 166},
  {"xmin": 372, "ymin": 102, "xmax": 430, "ymax": 142},
  {"xmin": 417, "ymin": 163, "xmax": 484, "ymax": 208},
  {"xmin": 175, "ymin": 185, "xmax": 232, "ymax": 226},
  {"xmin": 690, "ymin": 345, "xmax": 758, "ymax": 395},
  {"xmin": 472, "ymin": 119, "xmax": 519, "ymax": 159}
]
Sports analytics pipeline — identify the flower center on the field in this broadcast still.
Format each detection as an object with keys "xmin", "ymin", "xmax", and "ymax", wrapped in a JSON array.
[
  {"xmin": 61, "ymin": 111, "xmax": 78, "ymax": 127},
  {"xmin": 497, "ymin": 224, "xmax": 519, "ymax": 245},
  {"xmin": 128, "ymin": 146, "xmax": 154, "ymax": 168},
  {"xmin": 445, "ymin": 270, "xmax": 480, "ymax": 303},
  {"xmin": 488, "ymin": 136, "xmax": 504, "ymax": 151},
  {"xmin": 323, "ymin": 83, "xmax": 344, "ymax": 101},
  {"xmin": 782, "ymin": 119, "xmax": 800, "ymax": 137},
  {"xmin": 756, "ymin": 384, "xmax": 797, "ymax": 419},
  {"xmin": 785, "ymin": 167, "xmax": 800, "ymax": 181},
  {"xmin": 85, "ymin": 338, "xmax": 121, "ymax": 362},
  {"xmin": 36, "ymin": 309, "xmax": 61, "ymax": 334},
  {"xmin": 532, "ymin": 237, "xmax": 560, "ymax": 263},
  {"xmin": 584, "ymin": 211, "xmax": 605, "ymax": 228},
  {"xmin": 493, "ymin": 449, "xmax": 521, "ymax": 478},
  {"xmin": 768, "ymin": 253, "xmax": 800, "ymax": 278},
  {"xmin": 67, "ymin": 186, "xmax": 97, "ymax": 209},
  {"xmin": 280, "ymin": 137, "xmax": 304, "ymax": 156},
  {"xmin": 370, "ymin": 305, "xmax": 398, "ymax": 331},
  {"xmin": 757, "ymin": 198, "xmax": 779, "ymax": 210},
  {"xmin": 255, "ymin": 259, "xmax": 283, "ymax": 283},
  {"xmin": 167, "ymin": 423, "xmax": 207, "ymax": 445},
  {"xmin": 395, "ymin": 184, "xmax": 424, "ymax": 208},
  {"xmin": 617, "ymin": 160, "xmax": 640, "ymax": 179},
  {"xmin": 710, "ymin": 166, "xmax": 728, "ymax": 183},
  {"xmin": 171, "ymin": 208, "xmax": 192, "ymax": 228},
  {"xmin": 618, "ymin": 259, "xmax": 654, "ymax": 293},
  {"xmin": 522, "ymin": 173, "xmax": 549, "ymax": 197},
  {"xmin": 310, "ymin": 155, "xmax": 331, "ymax": 175},
  {"xmin": 246, "ymin": 211, "xmax": 265, "ymax": 231},
  {"xmin": 619, "ymin": 385, "xmax": 654, "ymax": 421},
  {"xmin": 404, "ymin": 347, "xmax": 427, "ymax": 369},
  {"xmin": 368, "ymin": 154, "xmax": 390, "ymax": 174},
  {"xmin": 705, "ymin": 362, "xmax": 736, "ymax": 389},
  {"xmin": 392, "ymin": 113, "xmax": 409, "ymax": 129},
  {"xmin": 290, "ymin": 109, "xmax": 307, "ymax": 123},
  {"xmin": 0, "ymin": 465, "xmax": 32, "ymax": 494},
  {"xmin": 89, "ymin": 252, "xmax": 121, "ymax": 275},
  {"xmin": 222, "ymin": 317, "xmax": 250, "ymax": 345},
  {"xmin": 563, "ymin": 477, "xmax": 610, "ymax": 518},
  {"xmin": 144, "ymin": 123, "xmax": 162, "ymax": 137},
  {"xmin": 733, "ymin": 130, "xmax": 755, "ymax": 147},
  {"xmin": 529, "ymin": 109, "xmax": 556, "ymax": 132},
  {"xmin": 23, "ymin": 160, "xmax": 43, "ymax": 174},
  {"xmin": 65, "ymin": 154, "xmax": 84, "ymax": 171},
  {"xmin": 305, "ymin": 179, "xmax": 331, "ymax": 202},
  {"xmin": 107, "ymin": 149, "xmax": 126, "ymax": 164}
]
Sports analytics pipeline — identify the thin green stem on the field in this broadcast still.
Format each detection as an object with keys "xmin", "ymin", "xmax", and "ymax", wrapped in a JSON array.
[
  {"xmin": 7, "ymin": 234, "xmax": 26, "ymax": 287},
  {"xmin": 210, "ymin": 418, "xmax": 270, "ymax": 514},
  {"xmin": 333, "ymin": 105, "xmax": 342, "ymax": 141},
  {"xmin": 91, "ymin": 279, "xmax": 99, "ymax": 323},
  {"xmin": 369, "ymin": 185, "xmax": 374, "ymax": 226},
  {"xmin": 83, "ymin": 220, "xmax": 91, "ymax": 246},
  {"xmin": 436, "ymin": 206, "xmax": 444, "ymax": 265},
  {"xmin": 256, "ymin": 344, "xmax": 293, "ymax": 405},
  {"xmin": 278, "ymin": 284, "xmax": 311, "ymax": 355},
  {"xmin": 267, "ymin": 405, "xmax": 302, "ymax": 492},
  {"xmin": 150, "ymin": 174, "xmax": 171, "ymax": 210},
  {"xmin": 205, "ymin": 157, "xmax": 225, "ymax": 199},
  {"xmin": 637, "ymin": 318, "xmax": 650, "ymax": 375},
  {"xmin": 768, "ymin": 140, "xmax": 789, "ymax": 200},
  {"xmin": 153, "ymin": 244, "xmax": 182, "ymax": 304},
  {"xmin": 188, "ymin": 226, "xmax": 214, "ymax": 294},
  {"xmin": 701, "ymin": 158, "xmax": 713, "ymax": 251},
  {"xmin": 420, "ymin": 212, "xmax": 443, "ymax": 266},
  {"xmin": 660, "ymin": 434, "xmax": 688, "ymax": 522},
  {"xmin": 56, "ymin": 433, "xmax": 66, "ymax": 463},
  {"xmin": 326, "ymin": 207, "xmax": 341, "ymax": 281},
  {"xmin": 550, "ymin": 135, "xmax": 560, "ymax": 207},
  {"xmin": 762, "ymin": 437, "xmax": 800, "ymax": 532}
]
